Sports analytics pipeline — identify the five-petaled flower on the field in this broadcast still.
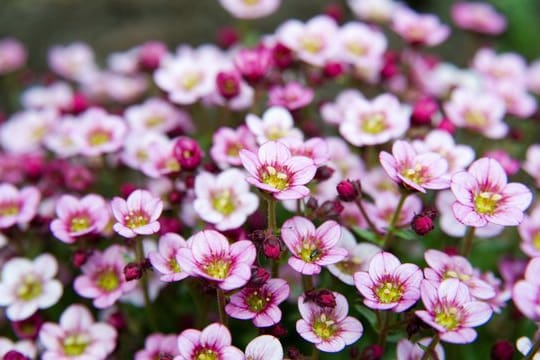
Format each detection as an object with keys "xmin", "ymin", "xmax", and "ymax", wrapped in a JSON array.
[{"xmin": 111, "ymin": 189, "xmax": 163, "ymax": 238}]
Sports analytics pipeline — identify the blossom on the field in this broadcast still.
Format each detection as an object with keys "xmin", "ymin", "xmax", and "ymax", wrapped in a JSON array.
[
  {"xmin": 337, "ymin": 22, "xmax": 387, "ymax": 71},
  {"xmin": 240, "ymin": 141, "xmax": 316, "ymax": 200},
  {"xmin": 397, "ymin": 338, "xmax": 445, "ymax": 360},
  {"xmin": 0, "ymin": 108, "xmax": 58, "ymax": 154},
  {"xmin": 125, "ymin": 97, "xmax": 193, "ymax": 134},
  {"xmin": 517, "ymin": 336, "xmax": 540, "ymax": 359},
  {"xmin": 472, "ymin": 48, "xmax": 527, "ymax": 87},
  {"xmin": 347, "ymin": 0, "xmax": 396, "ymax": 23},
  {"xmin": 354, "ymin": 252, "xmax": 422, "ymax": 312},
  {"xmin": 111, "ymin": 189, "xmax": 163, "ymax": 238},
  {"xmin": 22, "ymin": 82, "xmax": 73, "ymax": 111},
  {"xmin": 321, "ymin": 89, "xmax": 365, "ymax": 125},
  {"xmin": 210, "ymin": 126, "xmax": 257, "ymax": 168},
  {"xmin": 391, "ymin": 8, "xmax": 450, "ymax": 47},
  {"xmin": 0, "ymin": 337, "xmax": 36, "ymax": 359},
  {"xmin": 148, "ymin": 233, "xmax": 190, "ymax": 282},
  {"xmin": 340, "ymin": 94, "xmax": 410, "ymax": 147},
  {"xmin": 73, "ymin": 245, "xmax": 137, "ymax": 308},
  {"xmin": 281, "ymin": 216, "xmax": 347, "ymax": 275},
  {"xmin": 416, "ymin": 279, "xmax": 492, "ymax": 344},
  {"xmin": 451, "ymin": 2, "xmax": 506, "ymax": 35},
  {"xmin": 244, "ymin": 335, "xmax": 283, "ymax": 360},
  {"xmin": 245, "ymin": 106, "xmax": 303, "ymax": 145},
  {"xmin": 219, "ymin": 0, "xmax": 280, "ymax": 19},
  {"xmin": 50, "ymin": 194, "xmax": 109, "ymax": 244},
  {"xmin": 48, "ymin": 42, "xmax": 98, "ymax": 81},
  {"xmin": 135, "ymin": 333, "xmax": 179, "ymax": 360},
  {"xmin": 176, "ymin": 323, "xmax": 243, "ymax": 360},
  {"xmin": 44, "ymin": 115, "xmax": 80, "ymax": 158},
  {"xmin": 0, "ymin": 183, "xmax": 40, "ymax": 229},
  {"xmin": 484, "ymin": 149, "xmax": 520, "ymax": 176},
  {"xmin": 39, "ymin": 304, "xmax": 117, "ymax": 360},
  {"xmin": 176, "ymin": 230, "xmax": 256, "ymax": 290},
  {"xmin": 524, "ymin": 144, "xmax": 540, "ymax": 188},
  {"xmin": 0, "ymin": 38, "xmax": 27, "ymax": 74},
  {"xmin": 281, "ymin": 137, "xmax": 330, "ymax": 166},
  {"xmin": 296, "ymin": 291, "xmax": 363, "ymax": 352},
  {"xmin": 363, "ymin": 191, "xmax": 422, "ymax": 233},
  {"xmin": 233, "ymin": 46, "xmax": 272, "ymax": 83},
  {"xmin": 0, "ymin": 254, "xmax": 62, "ymax": 321},
  {"xmin": 225, "ymin": 278, "xmax": 289, "ymax": 327},
  {"xmin": 450, "ymin": 157, "xmax": 532, "ymax": 227},
  {"xmin": 513, "ymin": 257, "xmax": 540, "ymax": 320},
  {"xmin": 518, "ymin": 203, "xmax": 540, "ymax": 257},
  {"xmin": 268, "ymin": 82, "xmax": 314, "ymax": 110},
  {"xmin": 379, "ymin": 140, "xmax": 450, "ymax": 193},
  {"xmin": 193, "ymin": 169, "xmax": 259, "ymax": 231}
]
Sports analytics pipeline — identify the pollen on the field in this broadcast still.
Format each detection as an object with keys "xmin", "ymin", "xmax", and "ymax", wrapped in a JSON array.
[
  {"xmin": 246, "ymin": 290, "xmax": 269, "ymax": 312},
  {"xmin": 87, "ymin": 129, "xmax": 111, "ymax": 147},
  {"xmin": 195, "ymin": 349, "xmax": 218, "ymax": 360},
  {"xmin": 181, "ymin": 72, "xmax": 202, "ymax": 91},
  {"xmin": 124, "ymin": 211, "xmax": 149, "ymax": 229},
  {"xmin": 375, "ymin": 281, "xmax": 403, "ymax": 304},
  {"xmin": 298, "ymin": 240, "xmax": 321, "ymax": 263},
  {"xmin": 464, "ymin": 109, "xmax": 487, "ymax": 128},
  {"xmin": 63, "ymin": 333, "xmax": 89, "ymax": 356},
  {"xmin": 262, "ymin": 166, "xmax": 289, "ymax": 190},
  {"xmin": 312, "ymin": 313, "xmax": 336, "ymax": 340},
  {"xmin": 300, "ymin": 35, "xmax": 323, "ymax": 54},
  {"xmin": 17, "ymin": 275, "xmax": 42, "ymax": 301},
  {"xmin": 0, "ymin": 202, "xmax": 20, "ymax": 217},
  {"xmin": 97, "ymin": 269, "xmax": 120, "ymax": 292},
  {"xmin": 474, "ymin": 191, "xmax": 502, "ymax": 215},
  {"xmin": 401, "ymin": 164, "xmax": 426, "ymax": 185},
  {"xmin": 169, "ymin": 257, "xmax": 181, "ymax": 273},
  {"xmin": 204, "ymin": 259, "xmax": 231, "ymax": 280},
  {"xmin": 361, "ymin": 113, "xmax": 387, "ymax": 134},
  {"xmin": 435, "ymin": 306, "xmax": 460, "ymax": 331},
  {"xmin": 70, "ymin": 215, "xmax": 91, "ymax": 233},
  {"xmin": 346, "ymin": 41, "xmax": 366, "ymax": 56},
  {"xmin": 212, "ymin": 190, "xmax": 236, "ymax": 216}
]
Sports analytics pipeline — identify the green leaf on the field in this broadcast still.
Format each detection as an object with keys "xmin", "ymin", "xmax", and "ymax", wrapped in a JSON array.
[
  {"xmin": 394, "ymin": 228, "xmax": 417, "ymax": 241},
  {"xmin": 355, "ymin": 304, "xmax": 378, "ymax": 330},
  {"xmin": 352, "ymin": 227, "xmax": 380, "ymax": 244}
]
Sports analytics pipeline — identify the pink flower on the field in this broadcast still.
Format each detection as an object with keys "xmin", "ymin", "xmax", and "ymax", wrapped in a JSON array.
[
  {"xmin": 73, "ymin": 245, "xmax": 137, "ymax": 308},
  {"xmin": 281, "ymin": 217, "xmax": 347, "ymax": 275},
  {"xmin": 225, "ymin": 278, "xmax": 289, "ymax": 327},
  {"xmin": 140, "ymin": 138, "xmax": 181, "ymax": 178},
  {"xmin": 148, "ymin": 233, "xmax": 190, "ymax": 282},
  {"xmin": 0, "ymin": 183, "xmax": 40, "ymax": 229},
  {"xmin": 513, "ymin": 257, "xmax": 540, "ymax": 320},
  {"xmin": 0, "ymin": 254, "xmax": 62, "ymax": 321},
  {"xmin": 111, "ymin": 189, "xmax": 163, "ymax": 238},
  {"xmin": 244, "ymin": 335, "xmax": 283, "ymax": 360},
  {"xmin": 488, "ymin": 80, "xmax": 537, "ymax": 118},
  {"xmin": 194, "ymin": 169, "xmax": 259, "ymax": 231},
  {"xmin": 240, "ymin": 141, "xmax": 316, "ymax": 200},
  {"xmin": 423, "ymin": 249, "xmax": 496, "ymax": 300},
  {"xmin": 210, "ymin": 126, "xmax": 257, "ymax": 168},
  {"xmin": 233, "ymin": 46, "xmax": 272, "ymax": 83},
  {"xmin": 39, "ymin": 304, "xmax": 117, "ymax": 360},
  {"xmin": 396, "ymin": 337, "xmax": 445, "ymax": 360},
  {"xmin": 391, "ymin": 8, "xmax": 450, "ymax": 47},
  {"xmin": 379, "ymin": 140, "xmax": 450, "ymax": 193},
  {"xmin": 472, "ymin": 48, "xmax": 527, "ymax": 87},
  {"xmin": 363, "ymin": 191, "xmax": 422, "ymax": 233},
  {"xmin": 336, "ymin": 22, "xmax": 387, "ymax": 71},
  {"xmin": 50, "ymin": 194, "xmax": 109, "ymax": 244},
  {"xmin": 246, "ymin": 106, "xmax": 303, "ymax": 145},
  {"xmin": 451, "ymin": 157, "xmax": 532, "ymax": 227},
  {"xmin": 135, "ymin": 333, "xmax": 179, "ymax": 360},
  {"xmin": 340, "ymin": 94, "xmax": 410, "ymax": 147},
  {"xmin": 519, "ymin": 204, "xmax": 540, "ymax": 257},
  {"xmin": 0, "ymin": 38, "xmax": 27, "ymax": 74},
  {"xmin": 219, "ymin": 0, "xmax": 280, "ymax": 19},
  {"xmin": 0, "ymin": 337, "xmax": 36, "ymax": 359},
  {"xmin": 0, "ymin": 109, "xmax": 58, "ymax": 154},
  {"xmin": 176, "ymin": 323, "xmax": 243, "ymax": 360},
  {"xmin": 354, "ymin": 252, "xmax": 422, "ymax": 312},
  {"xmin": 321, "ymin": 89, "xmax": 365, "ymax": 125},
  {"xmin": 484, "ymin": 149, "xmax": 520, "ymax": 176},
  {"xmin": 451, "ymin": 2, "xmax": 506, "ymax": 35},
  {"xmin": 48, "ymin": 42, "xmax": 98, "ymax": 81},
  {"xmin": 21, "ymin": 82, "xmax": 73, "ymax": 111},
  {"xmin": 348, "ymin": 0, "xmax": 396, "ymax": 24},
  {"xmin": 281, "ymin": 137, "xmax": 330, "ymax": 166},
  {"xmin": 416, "ymin": 279, "xmax": 493, "ymax": 344},
  {"xmin": 268, "ymin": 82, "xmax": 314, "ymax": 110},
  {"xmin": 125, "ymin": 97, "xmax": 193, "ymax": 134},
  {"xmin": 296, "ymin": 291, "xmax": 363, "ymax": 352},
  {"xmin": 176, "ymin": 230, "xmax": 256, "ymax": 290},
  {"xmin": 444, "ymin": 88, "xmax": 507, "ymax": 139},
  {"xmin": 524, "ymin": 144, "xmax": 540, "ymax": 188}
]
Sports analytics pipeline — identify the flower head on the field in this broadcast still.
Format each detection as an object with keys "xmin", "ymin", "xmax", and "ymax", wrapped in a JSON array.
[
  {"xmin": 111, "ymin": 189, "xmax": 163, "ymax": 238},
  {"xmin": 513, "ymin": 257, "xmax": 540, "ymax": 321},
  {"xmin": 219, "ymin": 0, "xmax": 280, "ymax": 19},
  {"xmin": 0, "ymin": 184, "xmax": 40, "ymax": 229},
  {"xmin": 451, "ymin": 2, "xmax": 506, "ymax": 35},
  {"xmin": 244, "ymin": 335, "xmax": 283, "ymax": 360},
  {"xmin": 246, "ymin": 106, "xmax": 303, "ymax": 145},
  {"xmin": 148, "ymin": 233, "xmax": 190, "ymax": 282},
  {"xmin": 176, "ymin": 323, "xmax": 243, "ymax": 360},
  {"xmin": 135, "ymin": 333, "xmax": 179, "ymax": 360},
  {"xmin": 268, "ymin": 82, "xmax": 314, "ymax": 111},
  {"xmin": 391, "ymin": 8, "xmax": 450, "ymax": 47}
]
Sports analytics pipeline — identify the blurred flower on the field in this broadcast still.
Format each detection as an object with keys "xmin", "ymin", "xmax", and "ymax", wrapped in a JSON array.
[
  {"xmin": 0, "ymin": 38, "xmax": 26, "ymax": 74},
  {"xmin": 148, "ymin": 233, "xmax": 190, "ymax": 282},
  {"xmin": 513, "ymin": 257, "xmax": 540, "ymax": 321},
  {"xmin": 246, "ymin": 106, "xmax": 303, "ymax": 145},
  {"xmin": 210, "ymin": 125, "xmax": 257, "ymax": 168},
  {"xmin": 396, "ymin": 337, "xmax": 445, "ymax": 360},
  {"xmin": 219, "ymin": 0, "xmax": 280, "ymax": 19},
  {"xmin": 176, "ymin": 323, "xmax": 243, "ymax": 359},
  {"xmin": 268, "ymin": 82, "xmax": 314, "ymax": 111},
  {"xmin": 0, "ymin": 183, "xmax": 40, "ymax": 229},
  {"xmin": 347, "ymin": 0, "xmax": 396, "ymax": 24},
  {"xmin": 451, "ymin": 2, "xmax": 506, "ymax": 35},
  {"xmin": 0, "ymin": 338, "xmax": 36, "ymax": 359},
  {"xmin": 111, "ymin": 189, "xmax": 163, "ymax": 238},
  {"xmin": 391, "ymin": 8, "xmax": 450, "ymax": 47},
  {"xmin": 125, "ymin": 97, "xmax": 193, "ymax": 134},
  {"xmin": 48, "ymin": 42, "xmax": 98, "ymax": 81},
  {"xmin": 135, "ymin": 333, "xmax": 178, "ymax": 360}
]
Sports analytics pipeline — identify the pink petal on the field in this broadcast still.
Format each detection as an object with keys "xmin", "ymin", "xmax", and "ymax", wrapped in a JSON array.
[
  {"xmin": 463, "ymin": 301, "xmax": 492, "ymax": 327},
  {"xmin": 452, "ymin": 202, "xmax": 487, "ymax": 227},
  {"xmin": 339, "ymin": 317, "xmax": 363, "ymax": 345},
  {"xmin": 469, "ymin": 158, "xmax": 507, "ymax": 191},
  {"xmin": 259, "ymin": 141, "xmax": 291, "ymax": 165},
  {"xmin": 368, "ymin": 252, "xmax": 401, "ymax": 281},
  {"xmin": 501, "ymin": 183, "xmax": 533, "ymax": 211},
  {"xmin": 239, "ymin": 149, "xmax": 260, "ymax": 177},
  {"xmin": 450, "ymin": 171, "xmax": 477, "ymax": 206},
  {"xmin": 201, "ymin": 323, "xmax": 231, "ymax": 349},
  {"xmin": 315, "ymin": 221, "xmax": 341, "ymax": 248}
]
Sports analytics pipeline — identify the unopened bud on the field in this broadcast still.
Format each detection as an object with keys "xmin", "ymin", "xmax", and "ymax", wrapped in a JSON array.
[
  {"xmin": 173, "ymin": 137, "xmax": 203, "ymax": 171},
  {"xmin": 491, "ymin": 339, "xmax": 514, "ymax": 360},
  {"xmin": 411, "ymin": 213, "xmax": 434, "ymax": 236},
  {"xmin": 263, "ymin": 236, "xmax": 282, "ymax": 260},
  {"xmin": 124, "ymin": 262, "xmax": 143, "ymax": 281},
  {"xmin": 336, "ymin": 179, "xmax": 361, "ymax": 202}
]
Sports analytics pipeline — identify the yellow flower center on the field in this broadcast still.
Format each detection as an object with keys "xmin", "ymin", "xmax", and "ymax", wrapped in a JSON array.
[
  {"xmin": 312, "ymin": 313, "xmax": 336, "ymax": 340},
  {"xmin": 164, "ymin": 158, "xmax": 181, "ymax": 172},
  {"xmin": 443, "ymin": 270, "xmax": 470, "ymax": 282},
  {"xmin": 17, "ymin": 275, "xmax": 42, "ymax": 301},
  {"xmin": 196, "ymin": 349, "xmax": 218, "ymax": 360},
  {"xmin": 246, "ymin": 290, "xmax": 269, "ymax": 312},
  {"xmin": 145, "ymin": 116, "xmax": 164, "ymax": 128},
  {"xmin": 474, "ymin": 191, "xmax": 502, "ymax": 215},
  {"xmin": 204, "ymin": 259, "xmax": 231, "ymax": 280},
  {"xmin": 0, "ymin": 202, "xmax": 20, "ymax": 217},
  {"xmin": 169, "ymin": 258, "xmax": 181, "ymax": 273},
  {"xmin": 266, "ymin": 126, "xmax": 286, "ymax": 141},
  {"xmin": 464, "ymin": 110, "xmax": 487, "ymax": 128},
  {"xmin": 262, "ymin": 166, "xmax": 289, "ymax": 190},
  {"xmin": 346, "ymin": 42, "xmax": 366, "ymax": 56},
  {"xmin": 298, "ymin": 240, "xmax": 321, "ymax": 263},
  {"xmin": 226, "ymin": 143, "xmax": 242, "ymax": 157},
  {"xmin": 435, "ymin": 306, "xmax": 460, "ymax": 330},
  {"xmin": 63, "ymin": 333, "xmax": 89, "ymax": 356},
  {"xmin": 97, "ymin": 269, "xmax": 120, "ymax": 292},
  {"xmin": 300, "ymin": 35, "xmax": 323, "ymax": 54},
  {"xmin": 375, "ymin": 281, "xmax": 402, "ymax": 303},
  {"xmin": 401, "ymin": 164, "xmax": 426, "ymax": 185},
  {"xmin": 70, "ymin": 215, "xmax": 91, "ymax": 232},
  {"xmin": 212, "ymin": 190, "xmax": 236, "ymax": 216},
  {"xmin": 88, "ymin": 129, "xmax": 111, "ymax": 147},
  {"xmin": 361, "ymin": 113, "xmax": 387, "ymax": 134},
  {"xmin": 335, "ymin": 259, "xmax": 359, "ymax": 275},
  {"xmin": 534, "ymin": 232, "xmax": 540, "ymax": 249},
  {"xmin": 181, "ymin": 72, "xmax": 202, "ymax": 91},
  {"xmin": 124, "ymin": 211, "xmax": 149, "ymax": 229}
]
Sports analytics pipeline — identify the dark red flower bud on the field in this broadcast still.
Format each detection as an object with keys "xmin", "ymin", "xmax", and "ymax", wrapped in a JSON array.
[
  {"xmin": 173, "ymin": 137, "xmax": 203, "ymax": 171},
  {"xmin": 184, "ymin": 175, "xmax": 196, "ymax": 189},
  {"xmin": 70, "ymin": 92, "xmax": 89, "ymax": 115},
  {"xmin": 509, "ymin": 127, "xmax": 523, "ymax": 141},
  {"xmin": 267, "ymin": 323, "xmax": 288, "ymax": 337},
  {"xmin": 272, "ymin": 42, "xmax": 294, "ymax": 69},
  {"xmin": 158, "ymin": 354, "xmax": 174, "ymax": 360},
  {"xmin": 314, "ymin": 165, "xmax": 335, "ymax": 181},
  {"xmin": 216, "ymin": 71, "xmax": 241, "ymax": 99},
  {"xmin": 287, "ymin": 347, "xmax": 302, "ymax": 360},
  {"xmin": 158, "ymin": 217, "xmax": 182, "ymax": 235},
  {"xmin": 411, "ymin": 213, "xmax": 434, "ymax": 236},
  {"xmin": 139, "ymin": 41, "xmax": 168, "ymax": 71},
  {"xmin": 411, "ymin": 96, "xmax": 438, "ymax": 126},
  {"xmin": 107, "ymin": 311, "xmax": 126, "ymax": 330},
  {"xmin": 324, "ymin": 3, "xmax": 344, "ymax": 23},
  {"xmin": 304, "ymin": 289, "xmax": 336, "ymax": 308},
  {"xmin": 168, "ymin": 190, "xmax": 183, "ymax": 205},
  {"xmin": 422, "ymin": 207, "xmax": 438, "ymax": 220},
  {"xmin": 72, "ymin": 249, "xmax": 90, "ymax": 268},
  {"xmin": 381, "ymin": 61, "xmax": 399, "ymax": 79},
  {"xmin": 437, "ymin": 118, "xmax": 456, "ymax": 134},
  {"xmin": 216, "ymin": 26, "xmax": 239, "ymax": 49},
  {"xmin": 64, "ymin": 164, "xmax": 94, "ymax": 192},
  {"xmin": 306, "ymin": 197, "xmax": 319, "ymax": 211},
  {"xmin": 3, "ymin": 351, "xmax": 29, "ymax": 360},
  {"xmin": 120, "ymin": 183, "xmax": 138, "ymax": 198},
  {"xmin": 336, "ymin": 179, "xmax": 362, "ymax": 202},
  {"xmin": 11, "ymin": 312, "xmax": 44, "ymax": 340},
  {"xmin": 124, "ymin": 262, "xmax": 143, "ymax": 281},
  {"xmin": 349, "ymin": 347, "xmax": 359, "ymax": 359},
  {"xmin": 263, "ymin": 236, "xmax": 282, "ymax": 260},
  {"xmin": 248, "ymin": 229, "xmax": 266, "ymax": 244},
  {"xmin": 22, "ymin": 154, "xmax": 44, "ymax": 180},
  {"xmin": 317, "ymin": 200, "xmax": 344, "ymax": 218},
  {"xmin": 247, "ymin": 267, "xmax": 270, "ymax": 288},
  {"xmin": 323, "ymin": 61, "xmax": 345, "ymax": 78},
  {"xmin": 443, "ymin": 246, "xmax": 459, "ymax": 256},
  {"xmin": 491, "ymin": 339, "xmax": 514, "ymax": 360},
  {"xmin": 360, "ymin": 344, "xmax": 384, "ymax": 360}
]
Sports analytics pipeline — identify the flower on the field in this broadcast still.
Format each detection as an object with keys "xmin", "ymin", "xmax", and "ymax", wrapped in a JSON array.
[
  {"xmin": 0, "ymin": 38, "xmax": 27, "ymax": 74},
  {"xmin": 451, "ymin": 2, "xmax": 506, "ymax": 35},
  {"xmin": 281, "ymin": 216, "xmax": 347, "ymax": 275},
  {"xmin": 172, "ymin": 136, "xmax": 203, "ymax": 171},
  {"xmin": 135, "ymin": 333, "xmax": 179, "ymax": 360},
  {"xmin": 148, "ymin": 233, "xmax": 190, "ymax": 282},
  {"xmin": 177, "ymin": 230, "xmax": 256, "ymax": 290},
  {"xmin": 451, "ymin": 157, "xmax": 532, "ymax": 227},
  {"xmin": 0, "ymin": 183, "xmax": 40, "ymax": 229},
  {"xmin": 246, "ymin": 106, "xmax": 303, "ymax": 145},
  {"xmin": 48, "ymin": 42, "xmax": 98, "ymax": 81},
  {"xmin": 50, "ymin": 194, "xmax": 109, "ymax": 244},
  {"xmin": 234, "ymin": 46, "xmax": 272, "ymax": 83},
  {"xmin": 0, "ymin": 337, "xmax": 36, "ymax": 359},
  {"xmin": 415, "ymin": 279, "xmax": 493, "ymax": 344},
  {"xmin": 0, "ymin": 254, "xmax": 62, "ymax": 321},
  {"xmin": 363, "ymin": 191, "xmax": 422, "ymax": 233},
  {"xmin": 39, "ymin": 304, "xmax": 117, "ymax": 360},
  {"xmin": 193, "ymin": 169, "xmax": 259, "ymax": 231},
  {"xmin": 240, "ymin": 141, "xmax": 316, "ymax": 200},
  {"xmin": 73, "ymin": 245, "xmax": 137, "ymax": 308},
  {"xmin": 513, "ymin": 257, "xmax": 540, "ymax": 320},
  {"xmin": 296, "ymin": 291, "xmax": 363, "ymax": 352},
  {"xmin": 379, "ymin": 140, "xmax": 450, "ymax": 193},
  {"xmin": 0, "ymin": 108, "xmax": 57, "ymax": 154},
  {"xmin": 472, "ymin": 48, "xmax": 527, "ymax": 87},
  {"xmin": 111, "ymin": 189, "xmax": 163, "ymax": 238},
  {"xmin": 354, "ymin": 251, "xmax": 422, "ymax": 312},
  {"xmin": 210, "ymin": 126, "xmax": 257, "ymax": 168},
  {"xmin": 219, "ymin": 0, "xmax": 280, "ymax": 19},
  {"xmin": 176, "ymin": 323, "xmax": 243, "ymax": 360},
  {"xmin": 125, "ymin": 97, "xmax": 193, "ymax": 134},
  {"xmin": 347, "ymin": 0, "xmax": 396, "ymax": 24},
  {"xmin": 391, "ymin": 8, "xmax": 450, "ymax": 47},
  {"xmin": 268, "ymin": 82, "xmax": 314, "ymax": 111},
  {"xmin": 396, "ymin": 337, "xmax": 445, "ymax": 360},
  {"xmin": 244, "ymin": 335, "xmax": 283, "ymax": 360},
  {"xmin": 336, "ymin": 179, "xmax": 362, "ymax": 202},
  {"xmin": 524, "ymin": 144, "xmax": 540, "ymax": 188},
  {"xmin": 225, "ymin": 278, "xmax": 289, "ymax": 327}
]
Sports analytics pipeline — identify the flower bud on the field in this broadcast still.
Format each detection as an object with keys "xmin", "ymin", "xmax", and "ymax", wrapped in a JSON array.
[
  {"xmin": 306, "ymin": 197, "xmax": 319, "ymax": 211},
  {"xmin": 120, "ymin": 182, "xmax": 138, "ymax": 198},
  {"xmin": 324, "ymin": 3, "xmax": 344, "ymax": 23},
  {"xmin": 248, "ymin": 229, "xmax": 266, "ymax": 244},
  {"xmin": 411, "ymin": 213, "xmax": 434, "ymax": 236},
  {"xmin": 72, "ymin": 249, "xmax": 90, "ymax": 268},
  {"xmin": 124, "ymin": 262, "xmax": 143, "ymax": 281},
  {"xmin": 139, "ymin": 41, "xmax": 168, "ymax": 71},
  {"xmin": 107, "ymin": 311, "xmax": 126, "ymax": 330},
  {"xmin": 411, "ymin": 96, "xmax": 438, "ymax": 126},
  {"xmin": 70, "ymin": 92, "xmax": 89, "ymax": 115},
  {"xmin": 287, "ymin": 347, "xmax": 302, "ymax": 360},
  {"xmin": 323, "ymin": 61, "xmax": 345, "ymax": 78},
  {"xmin": 336, "ymin": 179, "xmax": 362, "ymax": 202},
  {"xmin": 173, "ymin": 137, "xmax": 203, "ymax": 171},
  {"xmin": 168, "ymin": 190, "xmax": 183, "ymax": 205},
  {"xmin": 3, "ymin": 351, "xmax": 29, "ymax": 360},
  {"xmin": 216, "ymin": 71, "xmax": 241, "ymax": 99},
  {"xmin": 437, "ymin": 117, "xmax": 456, "ymax": 134},
  {"xmin": 272, "ymin": 42, "xmax": 294, "ymax": 69},
  {"xmin": 314, "ymin": 165, "xmax": 335, "ymax": 181},
  {"xmin": 304, "ymin": 289, "xmax": 336, "ymax": 308},
  {"xmin": 491, "ymin": 339, "xmax": 514, "ymax": 360},
  {"xmin": 360, "ymin": 344, "xmax": 384, "ymax": 360},
  {"xmin": 216, "ymin": 26, "xmax": 239, "ymax": 49},
  {"xmin": 247, "ymin": 267, "xmax": 270, "ymax": 288},
  {"xmin": 11, "ymin": 313, "xmax": 44, "ymax": 340},
  {"xmin": 158, "ymin": 217, "xmax": 182, "ymax": 235},
  {"xmin": 316, "ymin": 200, "xmax": 344, "ymax": 218},
  {"xmin": 263, "ymin": 235, "xmax": 282, "ymax": 260},
  {"xmin": 267, "ymin": 323, "xmax": 288, "ymax": 337}
]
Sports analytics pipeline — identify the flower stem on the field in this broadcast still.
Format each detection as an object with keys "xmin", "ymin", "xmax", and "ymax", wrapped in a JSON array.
[
  {"xmin": 420, "ymin": 333, "xmax": 440, "ymax": 360},
  {"xmin": 311, "ymin": 347, "xmax": 319, "ymax": 360},
  {"xmin": 135, "ymin": 238, "xmax": 157, "ymax": 331},
  {"xmin": 382, "ymin": 192, "xmax": 408, "ymax": 249},
  {"xmin": 267, "ymin": 198, "xmax": 279, "ymax": 278},
  {"xmin": 377, "ymin": 311, "xmax": 390, "ymax": 346},
  {"xmin": 354, "ymin": 198, "xmax": 382, "ymax": 237},
  {"xmin": 216, "ymin": 288, "xmax": 228, "ymax": 325},
  {"xmin": 461, "ymin": 227, "xmax": 476, "ymax": 257},
  {"xmin": 302, "ymin": 275, "xmax": 314, "ymax": 292}
]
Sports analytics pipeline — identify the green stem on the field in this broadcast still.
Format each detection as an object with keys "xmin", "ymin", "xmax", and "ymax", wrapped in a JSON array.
[
  {"xmin": 135, "ymin": 238, "xmax": 157, "ymax": 331},
  {"xmin": 216, "ymin": 288, "xmax": 228, "ymax": 325},
  {"xmin": 525, "ymin": 337, "xmax": 540, "ymax": 360},
  {"xmin": 382, "ymin": 192, "xmax": 408, "ymax": 249},
  {"xmin": 267, "ymin": 198, "xmax": 279, "ymax": 278},
  {"xmin": 377, "ymin": 311, "xmax": 390, "ymax": 346},
  {"xmin": 302, "ymin": 275, "xmax": 314, "ymax": 292},
  {"xmin": 461, "ymin": 227, "xmax": 476, "ymax": 258},
  {"xmin": 420, "ymin": 333, "xmax": 440, "ymax": 360},
  {"xmin": 354, "ymin": 198, "xmax": 382, "ymax": 237},
  {"xmin": 311, "ymin": 347, "xmax": 319, "ymax": 360}
]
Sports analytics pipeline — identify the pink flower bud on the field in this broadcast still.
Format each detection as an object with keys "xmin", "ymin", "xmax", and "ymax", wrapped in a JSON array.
[
  {"xmin": 437, "ymin": 117, "xmax": 456, "ymax": 134},
  {"xmin": 411, "ymin": 96, "xmax": 438, "ymax": 126},
  {"xmin": 11, "ymin": 312, "xmax": 44, "ymax": 340},
  {"xmin": 263, "ymin": 235, "xmax": 281, "ymax": 260},
  {"xmin": 491, "ymin": 339, "xmax": 514, "ymax": 360},
  {"xmin": 360, "ymin": 344, "xmax": 384, "ymax": 360},
  {"xmin": 72, "ymin": 250, "xmax": 90, "ymax": 268},
  {"xmin": 323, "ymin": 61, "xmax": 345, "ymax": 78},
  {"xmin": 124, "ymin": 262, "xmax": 143, "ymax": 281},
  {"xmin": 411, "ymin": 213, "xmax": 434, "ymax": 235},
  {"xmin": 216, "ymin": 26, "xmax": 239, "ymax": 49},
  {"xmin": 336, "ymin": 179, "xmax": 361, "ymax": 202},
  {"xmin": 216, "ymin": 71, "xmax": 241, "ymax": 99},
  {"xmin": 139, "ymin": 41, "xmax": 168, "ymax": 71},
  {"xmin": 272, "ymin": 42, "xmax": 294, "ymax": 69},
  {"xmin": 173, "ymin": 137, "xmax": 203, "ymax": 171},
  {"xmin": 247, "ymin": 267, "xmax": 270, "ymax": 288},
  {"xmin": 3, "ymin": 351, "xmax": 28, "ymax": 360}
]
